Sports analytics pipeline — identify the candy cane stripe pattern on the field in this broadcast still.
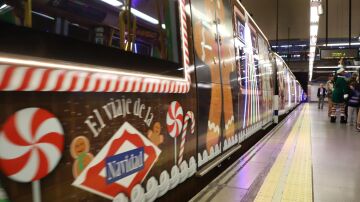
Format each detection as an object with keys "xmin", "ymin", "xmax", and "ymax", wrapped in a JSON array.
[
  {"xmin": 166, "ymin": 101, "xmax": 183, "ymax": 138},
  {"xmin": 0, "ymin": 108, "xmax": 64, "ymax": 182},
  {"xmin": 0, "ymin": 1, "xmax": 191, "ymax": 94},
  {"xmin": 0, "ymin": 65, "xmax": 190, "ymax": 93},
  {"xmin": 178, "ymin": 111, "xmax": 195, "ymax": 165}
]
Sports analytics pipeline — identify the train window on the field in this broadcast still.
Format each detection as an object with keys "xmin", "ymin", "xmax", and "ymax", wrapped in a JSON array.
[{"xmin": 0, "ymin": 0, "xmax": 190, "ymax": 76}]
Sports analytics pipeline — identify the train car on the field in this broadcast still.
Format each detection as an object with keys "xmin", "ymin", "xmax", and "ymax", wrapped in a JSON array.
[
  {"xmin": 274, "ymin": 53, "xmax": 299, "ymax": 114},
  {"xmin": 0, "ymin": 0, "xmax": 303, "ymax": 202},
  {"xmin": 296, "ymin": 81, "xmax": 302, "ymax": 104}
]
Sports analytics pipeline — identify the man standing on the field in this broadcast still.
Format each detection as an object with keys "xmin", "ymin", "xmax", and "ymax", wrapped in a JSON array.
[{"xmin": 317, "ymin": 83, "xmax": 327, "ymax": 109}]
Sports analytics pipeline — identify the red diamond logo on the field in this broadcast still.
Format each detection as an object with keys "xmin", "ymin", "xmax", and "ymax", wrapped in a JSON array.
[{"xmin": 72, "ymin": 122, "xmax": 161, "ymax": 200}]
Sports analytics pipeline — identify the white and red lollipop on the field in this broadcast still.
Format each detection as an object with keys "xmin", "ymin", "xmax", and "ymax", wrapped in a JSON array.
[
  {"xmin": 166, "ymin": 101, "xmax": 183, "ymax": 138},
  {"xmin": 0, "ymin": 107, "xmax": 64, "ymax": 182},
  {"xmin": 166, "ymin": 101, "xmax": 183, "ymax": 164}
]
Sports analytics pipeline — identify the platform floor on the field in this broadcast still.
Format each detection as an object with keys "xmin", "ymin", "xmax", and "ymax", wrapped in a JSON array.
[{"xmin": 191, "ymin": 103, "xmax": 360, "ymax": 202}]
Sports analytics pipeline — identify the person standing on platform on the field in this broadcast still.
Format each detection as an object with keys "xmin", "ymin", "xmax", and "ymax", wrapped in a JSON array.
[
  {"xmin": 317, "ymin": 83, "xmax": 327, "ymax": 109},
  {"xmin": 326, "ymin": 75, "xmax": 334, "ymax": 116},
  {"xmin": 347, "ymin": 82, "xmax": 360, "ymax": 126},
  {"xmin": 331, "ymin": 66, "xmax": 349, "ymax": 123}
]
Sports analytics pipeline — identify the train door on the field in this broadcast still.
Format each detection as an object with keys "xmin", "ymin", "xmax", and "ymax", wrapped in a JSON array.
[
  {"xmin": 217, "ymin": 0, "xmax": 238, "ymax": 152},
  {"xmin": 257, "ymin": 35, "xmax": 273, "ymax": 126},
  {"xmin": 191, "ymin": 0, "xmax": 227, "ymax": 166},
  {"xmin": 233, "ymin": 4, "xmax": 266, "ymax": 143},
  {"xmin": 276, "ymin": 58, "xmax": 286, "ymax": 115}
]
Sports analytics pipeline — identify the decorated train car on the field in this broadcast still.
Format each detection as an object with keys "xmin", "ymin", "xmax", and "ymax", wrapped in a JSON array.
[
  {"xmin": 275, "ymin": 53, "xmax": 299, "ymax": 115},
  {"xmin": 0, "ymin": 0, "xmax": 303, "ymax": 201}
]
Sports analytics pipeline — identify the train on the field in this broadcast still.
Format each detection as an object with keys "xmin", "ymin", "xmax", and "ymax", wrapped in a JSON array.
[{"xmin": 0, "ymin": 0, "xmax": 304, "ymax": 201}]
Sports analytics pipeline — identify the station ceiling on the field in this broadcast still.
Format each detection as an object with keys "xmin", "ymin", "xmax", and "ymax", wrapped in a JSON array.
[{"xmin": 242, "ymin": 0, "xmax": 360, "ymax": 41}]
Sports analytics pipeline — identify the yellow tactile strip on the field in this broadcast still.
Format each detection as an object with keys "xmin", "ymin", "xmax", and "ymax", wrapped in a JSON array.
[{"xmin": 255, "ymin": 104, "xmax": 312, "ymax": 202}]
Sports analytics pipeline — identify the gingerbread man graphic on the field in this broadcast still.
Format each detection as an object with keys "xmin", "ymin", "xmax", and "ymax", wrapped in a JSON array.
[
  {"xmin": 70, "ymin": 136, "xmax": 94, "ymax": 178},
  {"xmin": 193, "ymin": 0, "xmax": 235, "ymax": 151},
  {"xmin": 147, "ymin": 122, "xmax": 164, "ymax": 146}
]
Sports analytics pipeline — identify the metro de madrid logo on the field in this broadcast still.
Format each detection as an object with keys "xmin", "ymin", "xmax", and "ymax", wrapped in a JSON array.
[
  {"xmin": 72, "ymin": 122, "xmax": 161, "ymax": 200},
  {"xmin": 106, "ymin": 147, "xmax": 145, "ymax": 184}
]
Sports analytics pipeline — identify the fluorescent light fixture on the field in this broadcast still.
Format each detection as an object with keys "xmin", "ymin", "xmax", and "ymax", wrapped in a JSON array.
[
  {"xmin": 310, "ymin": 7, "xmax": 319, "ymax": 23},
  {"xmin": 310, "ymin": 36, "xmax": 317, "ymax": 44},
  {"xmin": 32, "ymin": 11, "xmax": 55, "ymax": 20},
  {"xmin": 0, "ymin": 55, "xmax": 186, "ymax": 81},
  {"xmin": 313, "ymin": 70, "xmax": 338, "ymax": 73},
  {"xmin": 129, "ymin": 8, "xmax": 158, "ymax": 24},
  {"xmin": 102, "ymin": 1, "xmax": 161, "ymax": 25},
  {"xmin": 315, "ymin": 66, "xmax": 360, "ymax": 69},
  {"xmin": 309, "ymin": 2, "xmax": 321, "ymax": 81},
  {"xmin": 310, "ymin": 25, "xmax": 318, "ymax": 36},
  {"xmin": 318, "ymin": 4, "xmax": 324, "ymax": 15},
  {"xmin": 161, "ymin": 24, "xmax": 166, "ymax": 29},
  {"xmin": 0, "ymin": 4, "xmax": 8, "ymax": 10},
  {"xmin": 322, "ymin": 42, "xmax": 360, "ymax": 46},
  {"xmin": 309, "ymin": 46, "xmax": 316, "ymax": 53},
  {"xmin": 315, "ymin": 66, "xmax": 339, "ymax": 69},
  {"xmin": 280, "ymin": 45, "xmax": 292, "ymax": 48},
  {"xmin": 101, "ymin": 0, "xmax": 123, "ymax": 7}
]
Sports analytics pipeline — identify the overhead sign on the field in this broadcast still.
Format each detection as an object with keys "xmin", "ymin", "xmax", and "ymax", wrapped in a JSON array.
[{"xmin": 320, "ymin": 48, "xmax": 358, "ymax": 59}]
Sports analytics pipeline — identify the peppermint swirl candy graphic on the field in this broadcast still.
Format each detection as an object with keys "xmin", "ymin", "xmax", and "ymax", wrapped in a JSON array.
[
  {"xmin": 166, "ymin": 101, "xmax": 183, "ymax": 138},
  {"xmin": 0, "ymin": 108, "xmax": 64, "ymax": 182}
]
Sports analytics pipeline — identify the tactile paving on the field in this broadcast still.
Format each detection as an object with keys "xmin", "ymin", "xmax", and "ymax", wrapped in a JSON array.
[{"xmin": 254, "ymin": 104, "xmax": 313, "ymax": 202}]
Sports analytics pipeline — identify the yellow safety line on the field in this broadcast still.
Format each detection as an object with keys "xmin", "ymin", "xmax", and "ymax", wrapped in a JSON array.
[{"xmin": 254, "ymin": 104, "xmax": 312, "ymax": 202}]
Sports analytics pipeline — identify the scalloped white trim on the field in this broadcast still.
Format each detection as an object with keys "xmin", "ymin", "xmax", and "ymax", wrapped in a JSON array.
[
  {"xmin": 224, "ymin": 115, "xmax": 234, "ymax": 130},
  {"xmin": 207, "ymin": 121, "xmax": 220, "ymax": 135},
  {"xmin": 113, "ymin": 156, "xmax": 197, "ymax": 202},
  {"xmin": 197, "ymin": 143, "xmax": 221, "ymax": 167}
]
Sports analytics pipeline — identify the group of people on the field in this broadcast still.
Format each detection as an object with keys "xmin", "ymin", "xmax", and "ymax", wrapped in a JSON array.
[{"xmin": 318, "ymin": 63, "xmax": 360, "ymax": 131}]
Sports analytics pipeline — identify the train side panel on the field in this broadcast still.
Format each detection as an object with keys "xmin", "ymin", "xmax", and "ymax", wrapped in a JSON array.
[{"xmin": 0, "ymin": 0, "xmax": 303, "ymax": 201}]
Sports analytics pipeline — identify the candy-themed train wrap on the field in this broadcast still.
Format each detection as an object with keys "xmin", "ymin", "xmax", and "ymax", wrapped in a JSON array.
[
  {"xmin": 0, "ymin": 93, "xmax": 197, "ymax": 201},
  {"xmin": 0, "ymin": 0, "xmax": 302, "ymax": 200}
]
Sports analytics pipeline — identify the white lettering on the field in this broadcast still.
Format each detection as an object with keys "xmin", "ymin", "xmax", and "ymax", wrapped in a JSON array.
[{"xmin": 84, "ymin": 115, "xmax": 100, "ymax": 137}]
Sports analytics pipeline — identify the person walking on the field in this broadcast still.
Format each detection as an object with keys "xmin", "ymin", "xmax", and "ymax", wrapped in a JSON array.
[
  {"xmin": 317, "ymin": 83, "xmax": 327, "ymax": 109},
  {"xmin": 347, "ymin": 82, "xmax": 360, "ymax": 126},
  {"xmin": 326, "ymin": 75, "xmax": 334, "ymax": 116}
]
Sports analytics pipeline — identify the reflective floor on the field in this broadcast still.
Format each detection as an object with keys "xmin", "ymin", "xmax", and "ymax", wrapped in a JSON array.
[{"xmin": 191, "ymin": 103, "xmax": 360, "ymax": 202}]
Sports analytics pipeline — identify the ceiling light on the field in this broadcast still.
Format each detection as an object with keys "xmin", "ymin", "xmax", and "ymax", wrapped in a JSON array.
[
  {"xmin": 310, "ymin": 7, "xmax": 319, "ymax": 23},
  {"xmin": 310, "ymin": 25, "xmax": 318, "ymax": 36},
  {"xmin": 322, "ymin": 42, "xmax": 360, "ymax": 46},
  {"xmin": 317, "ymin": 5, "xmax": 324, "ymax": 15},
  {"xmin": 0, "ymin": 4, "xmax": 9, "ymax": 10},
  {"xmin": 32, "ymin": 11, "xmax": 54, "ymax": 20},
  {"xmin": 101, "ymin": 0, "xmax": 123, "ymax": 7},
  {"xmin": 121, "ymin": 7, "xmax": 158, "ymax": 24},
  {"xmin": 315, "ymin": 66, "xmax": 339, "ymax": 69}
]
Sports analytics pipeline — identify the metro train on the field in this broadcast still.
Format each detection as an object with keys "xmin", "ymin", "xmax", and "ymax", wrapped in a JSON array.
[{"xmin": 0, "ymin": 0, "xmax": 304, "ymax": 201}]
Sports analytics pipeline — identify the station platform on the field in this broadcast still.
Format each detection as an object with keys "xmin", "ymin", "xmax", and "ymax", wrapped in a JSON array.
[{"xmin": 191, "ymin": 103, "xmax": 360, "ymax": 202}]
